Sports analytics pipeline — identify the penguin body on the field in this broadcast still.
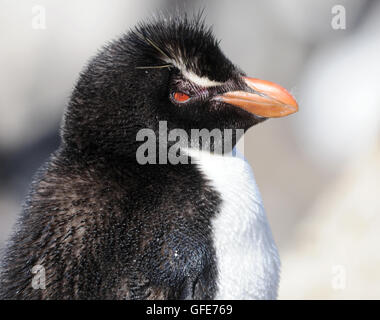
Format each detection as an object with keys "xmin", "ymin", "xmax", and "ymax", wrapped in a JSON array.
[
  {"xmin": 0, "ymin": 149, "xmax": 221, "ymax": 299},
  {"xmin": 0, "ymin": 14, "xmax": 296, "ymax": 299},
  {"xmin": 186, "ymin": 148, "xmax": 280, "ymax": 299}
]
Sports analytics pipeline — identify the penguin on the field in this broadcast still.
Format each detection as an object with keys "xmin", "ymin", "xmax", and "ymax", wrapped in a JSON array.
[{"xmin": 0, "ymin": 14, "xmax": 298, "ymax": 300}]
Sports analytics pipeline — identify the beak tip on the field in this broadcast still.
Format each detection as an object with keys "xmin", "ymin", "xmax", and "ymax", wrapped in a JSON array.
[
  {"xmin": 243, "ymin": 77, "xmax": 299, "ymax": 118},
  {"xmin": 289, "ymin": 103, "xmax": 299, "ymax": 114}
]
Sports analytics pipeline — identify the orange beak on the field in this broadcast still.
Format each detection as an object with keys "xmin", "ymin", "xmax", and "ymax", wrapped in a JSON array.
[{"xmin": 215, "ymin": 77, "xmax": 298, "ymax": 118}]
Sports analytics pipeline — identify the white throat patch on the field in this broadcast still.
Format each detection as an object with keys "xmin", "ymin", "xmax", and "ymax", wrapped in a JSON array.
[{"xmin": 185, "ymin": 148, "xmax": 281, "ymax": 300}]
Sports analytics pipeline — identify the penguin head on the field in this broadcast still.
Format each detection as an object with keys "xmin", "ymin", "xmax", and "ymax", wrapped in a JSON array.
[{"xmin": 63, "ymin": 15, "xmax": 298, "ymax": 158}]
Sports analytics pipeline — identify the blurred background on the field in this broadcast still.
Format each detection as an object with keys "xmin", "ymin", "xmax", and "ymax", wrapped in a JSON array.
[{"xmin": 1, "ymin": 0, "xmax": 379, "ymax": 299}]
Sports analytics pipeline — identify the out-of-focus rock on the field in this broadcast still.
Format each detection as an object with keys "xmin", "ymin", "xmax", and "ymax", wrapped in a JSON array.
[
  {"xmin": 0, "ymin": 194, "xmax": 19, "ymax": 250},
  {"xmin": 294, "ymin": 0, "xmax": 380, "ymax": 170},
  {"xmin": 0, "ymin": 0, "xmax": 161, "ymax": 151},
  {"xmin": 279, "ymin": 140, "xmax": 380, "ymax": 299}
]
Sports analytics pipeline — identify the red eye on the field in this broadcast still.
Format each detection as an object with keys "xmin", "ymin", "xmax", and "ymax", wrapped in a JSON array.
[{"xmin": 173, "ymin": 92, "xmax": 190, "ymax": 103}]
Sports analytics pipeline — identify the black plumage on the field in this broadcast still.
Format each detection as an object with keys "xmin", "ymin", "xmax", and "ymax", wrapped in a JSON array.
[{"xmin": 0, "ymin": 14, "xmax": 266, "ymax": 299}]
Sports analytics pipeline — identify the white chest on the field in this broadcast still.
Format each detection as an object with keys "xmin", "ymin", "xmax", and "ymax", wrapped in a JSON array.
[{"xmin": 187, "ymin": 149, "xmax": 280, "ymax": 300}]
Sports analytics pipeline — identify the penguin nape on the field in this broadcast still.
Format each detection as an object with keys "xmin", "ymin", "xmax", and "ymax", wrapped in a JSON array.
[{"xmin": 0, "ymin": 14, "xmax": 298, "ymax": 300}]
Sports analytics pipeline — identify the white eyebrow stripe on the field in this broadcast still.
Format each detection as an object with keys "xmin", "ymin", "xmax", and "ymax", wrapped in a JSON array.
[
  {"xmin": 182, "ymin": 69, "xmax": 224, "ymax": 87},
  {"xmin": 166, "ymin": 58, "xmax": 224, "ymax": 87}
]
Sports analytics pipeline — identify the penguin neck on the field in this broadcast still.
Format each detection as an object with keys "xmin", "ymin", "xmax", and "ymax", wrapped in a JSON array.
[
  {"xmin": 57, "ymin": 145, "xmax": 137, "ymax": 178},
  {"xmin": 57, "ymin": 143, "xmax": 190, "ymax": 186}
]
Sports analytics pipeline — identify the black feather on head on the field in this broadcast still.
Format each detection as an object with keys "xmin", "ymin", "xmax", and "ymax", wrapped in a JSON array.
[
  {"xmin": 62, "ymin": 12, "xmax": 259, "ymax": 160},
  {"xmin": 129, "ymin": 13, "xmax": 236, "ymax": 83}
]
